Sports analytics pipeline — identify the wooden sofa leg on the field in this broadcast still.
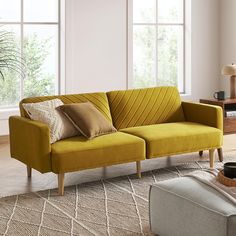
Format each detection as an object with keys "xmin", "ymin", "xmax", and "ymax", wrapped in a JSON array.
[
  {"xmin": 209, "ymin": 149, "xmax": 215, "ymax": 168},
  {"xmin": 136, "ymin": 161, "xmax": 141, "ymax": 179},
  {"xmin": 199, "ymin": 151, "xmax": 203, "ymax": 157},
  {"xmin": 217, "ymin": 148, "xmax": 223, "ymax": 162},
  {"xmin": 27, "ymin": 166, "xmax": 32, "ymax": 178},
  {"xmin": 58, "ymin": 173, "xmax": 65, "ymax": 196}
]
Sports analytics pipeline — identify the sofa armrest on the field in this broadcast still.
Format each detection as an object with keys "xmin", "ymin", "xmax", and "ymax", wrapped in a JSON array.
[
  {"xmin": 9, "ymin": 116, "xmax": 51, "ymax": 173},
  {"xmin": 182, "ymin": 102, "xmax": 223, "ymax": 131}
]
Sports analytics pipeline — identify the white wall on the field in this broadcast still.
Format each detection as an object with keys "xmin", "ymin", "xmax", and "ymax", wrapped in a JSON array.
[
  {"xmin": 66, "ymin": 0, "xmax": 127, "ymax": 93},
  {"xmin": 0, "ymin": 120, "xmax": 9, "ymax": 135},
  {"xmin": 190, "ymin": 0, "xmax": 220, "ymax": 101},
  {"xmin": 220, "ymin": 0, "xmax": 236, "ymax": 95},
  {"xmin": 0, "ymin": 109, "xmax": 19, "ymax": 136}
]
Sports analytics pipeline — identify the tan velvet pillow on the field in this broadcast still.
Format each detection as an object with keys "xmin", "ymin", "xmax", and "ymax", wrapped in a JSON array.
[{"xmin": 58, "ymin": 102, "xmax": 117, "ymax": 139}]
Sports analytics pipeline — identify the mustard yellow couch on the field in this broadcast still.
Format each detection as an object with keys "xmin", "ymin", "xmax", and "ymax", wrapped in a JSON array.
[{"xmin": 9, "ymin": 87, "xmax": 223, "ymax": 195}]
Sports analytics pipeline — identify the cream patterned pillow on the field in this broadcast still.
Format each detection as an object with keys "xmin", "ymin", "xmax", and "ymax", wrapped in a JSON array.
[{"xmin": 22, "ymin": 99, "xmax": 78, "ymax": 143}]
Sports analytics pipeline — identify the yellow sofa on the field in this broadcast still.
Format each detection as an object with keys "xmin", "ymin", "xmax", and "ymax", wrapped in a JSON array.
[{"xmin": 9, "ymin": 87, "xmax": 223, "ymax": 195}]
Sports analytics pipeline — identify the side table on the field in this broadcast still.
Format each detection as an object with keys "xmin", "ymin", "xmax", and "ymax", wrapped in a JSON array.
[
  {"xmin": 199, "ymin": 98, "xmax": 233, "ymax": 162},
  {"xmin": 200, "ymin": 98, "xmax": 236, "ymax": 134}
]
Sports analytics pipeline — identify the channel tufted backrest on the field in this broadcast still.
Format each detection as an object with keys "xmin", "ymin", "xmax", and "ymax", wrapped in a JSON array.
[
  {"xmin": 20, "ymin": 92, "xmax": 112, "ymax": 122},
  {"xmin": 107, "ymin": 86, "xmax": 185, "ymax": 130}
]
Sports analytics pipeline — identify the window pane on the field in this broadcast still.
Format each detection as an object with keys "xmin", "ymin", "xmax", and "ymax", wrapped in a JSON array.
[
  {"xmin": 24, "ymin": 0, "xmax": 58, "ymax": 22},
  {"xmin": 133, "ymin": 26, "xmax": 156, "ymax": 88},
  {"xmin": 0, "ymin": 0, "xmax": 20, "ymax": 22},
  {"xmin": 157, "ymin": 26, "xmax": 184, "ymax": 92},
  {"xmin": 133, "ymin": 0, "xmax": 155, "ymax": 23},
  {"xmin": 158, "ymin": 0, "xmax": 183, "ymax": 23},
  {"xmin": 0, "ymin": 25, "xmax": 21, "ymax": 107},
  {"xmin": 23, "ymin": 25, "xmax": 58, "ymax": 98}
]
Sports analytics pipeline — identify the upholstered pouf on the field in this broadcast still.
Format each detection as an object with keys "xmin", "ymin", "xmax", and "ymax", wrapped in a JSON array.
[{"xmin": 149, "ymin": 177, "xmax": 236, "ymax": 236}]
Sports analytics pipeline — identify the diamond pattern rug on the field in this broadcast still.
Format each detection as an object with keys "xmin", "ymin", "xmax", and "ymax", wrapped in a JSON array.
[{"xmin": 0, "ymin": 160, "xmax": 227, "ymax": 236}]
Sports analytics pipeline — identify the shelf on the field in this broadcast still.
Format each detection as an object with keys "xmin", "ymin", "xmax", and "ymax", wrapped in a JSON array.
[
  {"xmin": 200, "ymin": 98, "xmax": 236, "ymax": 104},
  {"xmin": 200, "ymin": 98, "xmax": 236, "ymax": 134},
  {"xmin": 225, "ymin": 116, "xmax": 236, "ymax": 120}
]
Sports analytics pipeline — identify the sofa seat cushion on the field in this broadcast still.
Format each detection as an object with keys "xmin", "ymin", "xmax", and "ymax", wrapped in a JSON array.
[
  {"xmin": 51, "ymin": 132, "xmax": 145, "ymax": 173},
  {"xmin": 120, "ymin": 122, "xmax": 222, "ymax": 158}
]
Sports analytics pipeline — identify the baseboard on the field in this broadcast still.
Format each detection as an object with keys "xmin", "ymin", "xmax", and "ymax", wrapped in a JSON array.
[{"xmin": 0, "ymin": 135, "xmax": 9, "ymax": 144}]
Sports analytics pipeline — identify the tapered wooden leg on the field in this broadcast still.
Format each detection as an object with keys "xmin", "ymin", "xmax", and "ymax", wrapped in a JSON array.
[
  {"xmin": 199, "ymin": 151, "xmax": 203, "ymax": 157},
  {"xmin": 58, "ymin": 173, "xmax": 65, "ymax": 196},
  {"xmin": 136, "ymin": 161, "xmax": 141, "ymax": 178},
  {"xmin": 27, "ymin": 166, "xmax": 32, "ymax": 178},
  {"xmin": 209, "ymin": 149, "xmax": 215, "ymax": 168},
  {"xmin": 217, "ymin": 148, "xmax": 223, "ymax": 162}
]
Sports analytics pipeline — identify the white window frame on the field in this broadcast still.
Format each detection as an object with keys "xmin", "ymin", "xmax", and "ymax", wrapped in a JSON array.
[
  {"xmin": 0, "ymin": 0, "xmax": 65, "ymax": 129},
  {"xmin": 0, "ymin": 0, "xmax": 65, "ymax": 111},
  {"xmin": 127, "ymin": 0, "xmax": 191, "ymax": 95}
]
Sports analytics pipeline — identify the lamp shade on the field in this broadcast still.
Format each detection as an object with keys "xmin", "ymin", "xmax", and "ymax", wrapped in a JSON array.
[{"xmin": 221, "ymin": 64, "xmax": 236, "ymax": 76}]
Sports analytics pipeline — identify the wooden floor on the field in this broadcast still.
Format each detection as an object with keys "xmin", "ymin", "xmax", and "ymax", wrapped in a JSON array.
[{"xmin": 0, "ymin": 134, "xmax": 236, "ymax": 197}]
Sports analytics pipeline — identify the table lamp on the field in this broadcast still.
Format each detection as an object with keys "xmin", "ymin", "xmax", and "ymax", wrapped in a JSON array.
[{"xmin": 222, "ymin": 63, "xmax": 236, "ymax": 99}]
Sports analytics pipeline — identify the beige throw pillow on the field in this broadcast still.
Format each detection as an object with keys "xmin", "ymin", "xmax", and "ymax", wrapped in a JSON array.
[
  {"xmin": 22, "ymin": 99, "xmax": 78, "ymax": 144},
  {"xmin": 58, "ymin": 102, "xmax": 117, "ymax": 139}
]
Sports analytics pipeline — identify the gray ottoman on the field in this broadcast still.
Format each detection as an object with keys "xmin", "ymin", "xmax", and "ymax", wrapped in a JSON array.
[{"xmin": 149, "ymin": 177, "xmax": 236, "ymax": 236}]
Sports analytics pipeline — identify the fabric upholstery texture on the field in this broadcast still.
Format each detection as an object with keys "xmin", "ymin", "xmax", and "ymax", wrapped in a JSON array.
[
  {"xmin": 51, "ymin": 132, "xmax": 145, "ymax": 173},
  {"xmin": 9, "ymin": 86, "xmax": 223, "ymax": 175},
  {"xmin": 20, "ymin": 92, "xmax": 112, "ymax": 122},
  {"xmin": 149, "ymin": 177, "xmax": 236, "ymax": 236},
  {"xmin": 121, "ymin": 122, "xmax": 223, "ymax": 158},
  {"xmin": 9, "ymin": 116, "xmax": 51, "ymax": 173},
  {"xmin": 58, "ymin": 102, "xmax": 117, "ymax": 139},
  {"xmin": 107, "ymin": 86, "xmax": 185, "ymax": 129},
  {"xmin": 182, "ymin": 101, "xmax": 223, "ymax": 130},
  {"xmin": 23, "ymin": 99, "xmax": 78, "ymax": 143}
]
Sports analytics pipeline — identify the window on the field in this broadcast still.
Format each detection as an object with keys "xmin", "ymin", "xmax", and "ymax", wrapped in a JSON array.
[
  {"xmin": 0, "ymin": 0, "xmax": 61, "ymax": 108},
  {"xmin": 131, "ymin": 0, "xmax": 185, "ymax": 93}
]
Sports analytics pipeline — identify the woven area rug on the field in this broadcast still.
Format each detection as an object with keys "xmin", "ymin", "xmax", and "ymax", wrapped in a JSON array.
[{"xmin": 0, "ymin": 160, "xmax": 226, "ymax": 236}]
